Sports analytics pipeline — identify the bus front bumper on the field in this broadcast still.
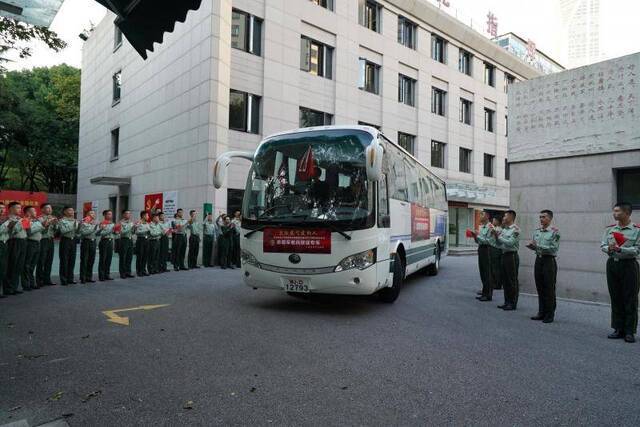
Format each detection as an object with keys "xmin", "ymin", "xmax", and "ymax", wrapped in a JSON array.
[{"xmin": 242, "ymin": 263, "xmax": 381, "ymax": 295}]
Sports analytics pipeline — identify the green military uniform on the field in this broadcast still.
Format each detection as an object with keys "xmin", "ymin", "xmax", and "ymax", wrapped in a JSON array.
[
  {"xmin": 58, "ymin": 217, "xmax": 79, "ymax": 286},
  {"xmin": 489, "ymin": 226, "xmax": 503, "ymax": 290},
  {"xmin": 23, "ymin": 219, "xmax": 44, "ymax": 290},
  {"xmin": 118, "ymin": 220, "xmax": 134, "ymax": 279},
  {"xmin": 172, "ymin": 218, "xmax": 188, "ymax": 270},
  {"xmin": 532, "ymin": 226, "xmax": 560, "ymax": 320},
  {"xmin": 148, "ymin": 222, "xmax": 163, "ymax": 274},
  {"xmin": 135, "ymin": 222, "xmax": 150, "ymax": 276},
  {"xmin": 202, "ymin": 221, "xmax": 218, "ymax": 267},
  {"xmin": 218, "ymin": 224, "xmax": 233, "ymax": 269},
  {"xmin": 601, "ymin": 222, "xmax": 640, "ymax": 335},
  {"xmin": 475, "ymin": 222, "xmax": 494, "ymax": 299},
  {"xmin": 159, "ymin": 221, "xmax": 171, "ymax": 272},
  {"xmin": 97, "ymin": 222, "xmax": 115, "ymax": 281},
  {"xmin": 36, "ymin": 215, "xmax": 56, "ymax": 286},
  {"xmin": 187, "ymin": 219, "xmax": 201, "ymax": 269},
  {"xmin": 498, "ymin": 224, "xmax": 520, "ymax": 309},
  {"xmin": 79, "ymin": 220, "xmax": 99, "ymax": 283},
  {"xmin": 0, "ymin": 218, "xmax": 10, "ymax": 297},
  {"xmin": 6, "ymin": 216, "xmax": 28, "ymax": 293}
]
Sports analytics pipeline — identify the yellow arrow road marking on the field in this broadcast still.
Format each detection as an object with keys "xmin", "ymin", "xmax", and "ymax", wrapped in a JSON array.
[{"xmin": 102, "ymin": 304, "xmax": 170, "ymax": 326}]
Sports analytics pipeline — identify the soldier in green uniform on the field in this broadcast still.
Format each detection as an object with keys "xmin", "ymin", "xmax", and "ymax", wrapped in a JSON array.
[
  {"xmin": 600, "ymin": 202, "xmax": 640, "ymax": 343},
  {"xmin": 526, "ymin": 209, "xmax": 560, "ymax": 323},
  {"xmin": 0, "ymin": 202, "xmax": 9, "ymax": 298},
  {"xmin": 172, "ymin": 209, "xmax": 188, "ymax": 271},
  {"xmin": 202, "ymin": 213, "xmax": 217, "ymax": 268},
  {"xmin": 489, "ymin": 216, "xmax": 503, "ymax": 291},
  {"xmin": 158, "ymin": 211, "xmax": 171, "ymax": 273},
  {"xmin": 22, "ymin": 206, "xmax": 43, "ymax": 290},
  {"xmin": 36, "ymin": 203, "xmax": 58, "ymax": 287},
  {"xmin": 187, "ymin": 210, "xmax": 201, "ymax": 269},
  {"xmin": 79, "ymin": 210, "xmax": 99, "ymax": 284},
  {"xmin": 117, "ymin": 210, "xmax": 135, "ymax": 279},
  {"xmin": 218, "ymin": 215, "xmax": 234, "ymax": 269},
  {"xmin": 495, "ymin": 210, "xmax": 520, "ymax": 311},
  {"xmin": 5, "ymin": 202, "xmax": 27, "ymax": 294},
  {"xmin": 134, "ymin": 211, "xmax": 151, "ymax": 277},
  {"xmin": 97, "ymin": 209, "xmax": 115, "ymax": 281},
  {"xmin": 470, "ymin": 211, "xmax": 494, "ymax": 302},
  {"xmin": 58, "ymin": 206, "xmax": 79, "ymax": 286},
  {"xmin": 148, "ymin": 213, "xmax": 163, "ymax": 274}
]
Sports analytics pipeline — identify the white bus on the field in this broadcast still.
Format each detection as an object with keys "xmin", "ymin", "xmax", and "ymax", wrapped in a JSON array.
[{"xmin": 214, "ymin": 126, "xmax": 448, "ymax": 302}]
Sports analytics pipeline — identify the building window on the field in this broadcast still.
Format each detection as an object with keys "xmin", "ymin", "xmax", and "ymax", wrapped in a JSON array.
[
  {"xmin": 229, "ymin": 89, "xmax": 261, "ymax": 134},
  {"xmin": 484, "ymin": 108, "xmax": 495, "ymax": 133},
  {"xmin": 459, "ymin": 148, "xmax": 471, "ymax": 173},
  {"xmin": 110, "ymin": 128, "xmax": 119, "ymax": 161},
  {"xmin": 431, "ymin": 140, "xmax": 445, "ymax": 168},
  {"xmin": 484, "ymin": 154, "xmax": 494, "ymax": 177},
  {"xmin": 231, "ymin": 9, "xmax": 262, "ymax": 56},
  {"xmin": 227, "ymin": 189, "xmax": 245, "ymax": 215},
  {"xmin": 359, "ymin": 58, "xmax": 380, "ymax": 95},
  {"xmin": 460, "ymin": 98, "xmax": 472, "ymax": 125},
  {"xmin": 505, "ymin": 159, "xmax": 510, "ymax": 181},
  {"xmin": 504, "ymin": 73, "xmax": 515, "ymax": 93},
  {"xmin": 300, "ymin": 36, "xmax": 333, "ymax": 79},
  {"xmin": 114, "ymin": 25, "xmax": 122, "ymax": 51},
  {"xmin": 398, "ymin": 132, "xmax": 415, "ymax": 155},
  {"xmin": 431, "ymin": 87, "xmax": 446, "ymax": 116},
  {"xmin": 458, "ymin": 49, "xmax": 472, "ymax": 76},
  {"xmin": 398, "ymin": 74, "xmax": 416, "ymax": 106},
  {"xmin": 484, "ymin": 62, "xmax": 496, "ymax": 87},
  {"xmin": 398, "ymin": 16, "xmax": 417, "ymax": 49},
  {"xmin": 360, "ymin": 0, "xmax": 382, "ymax": 33},
  {"xmin": 431, "ymin": 34, "xmax": 446, "ymax": 64},
  {"xmin": 505, "ymin": 115, "xmax": 509, "ymax": 136},
  {"xmin": 617, "ymin": 168, "xmax": 640, "ymax": 209},
  {"xmin": 300, "ymin": 107, "xmax": 333, "ymax": 128},
  {"xmin": 112, "ymin": 70, "xmax": 121, "ymax": 104},
  {"xmin": 310, "ymin": 0, "xmax": 333, "ymax": 11},
  {"xmin": 358, "ymin": 121, "xmax": 380, "ymax": 130}
]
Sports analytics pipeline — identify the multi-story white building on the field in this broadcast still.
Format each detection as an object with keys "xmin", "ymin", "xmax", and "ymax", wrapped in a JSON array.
[
  {"xmin": 558, "ymin": 0, "xmax": 601, "ymax": 68},
  {"xmin": 78, "ymin": 0, "xmax": 545, "ymax": 247}
]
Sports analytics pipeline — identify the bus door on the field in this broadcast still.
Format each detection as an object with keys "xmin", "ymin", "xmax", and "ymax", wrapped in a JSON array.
[{"xmin": 376, "ymin": 174, "xmax": 392, "ymax": 288}]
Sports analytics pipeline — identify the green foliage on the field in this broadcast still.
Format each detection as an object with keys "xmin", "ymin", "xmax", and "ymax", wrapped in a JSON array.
[
  {"xmin": 0, "ymin": 17, "xmax": 67, "ymax": 71},
  {"xmin": 0, "ymin": 64, "xmax": 80, "ymax": 193}
]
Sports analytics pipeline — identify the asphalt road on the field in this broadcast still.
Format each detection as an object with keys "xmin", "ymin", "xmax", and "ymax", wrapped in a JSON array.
[{"xmin": 1, "ymin": 256, "xmax": 639, "ymax": 426}]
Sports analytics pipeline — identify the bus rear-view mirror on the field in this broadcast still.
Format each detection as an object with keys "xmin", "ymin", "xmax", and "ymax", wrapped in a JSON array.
[{"xmin": 365, "ymin": 139, "xmax": 383, "ymax": 182}]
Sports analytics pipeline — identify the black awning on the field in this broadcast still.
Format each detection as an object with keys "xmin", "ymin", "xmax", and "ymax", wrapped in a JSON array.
[{"xmin": 94, "ymin": 0, "xmax": 203, "ymax": 59}]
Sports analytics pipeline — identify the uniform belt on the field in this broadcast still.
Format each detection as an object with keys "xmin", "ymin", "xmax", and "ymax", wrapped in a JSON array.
[
  {"xmin": 41, "ymin": 237, "xmax": 53, "ymax": 240},
  {"xmin": 537, "ymin": 254, "xmax": 556, "ymax": 258},
  {"xmin": 611, "ymin": 257, "xmax": 636, "ymax": 262},
  {"xmin": 82, "ymin": 238, "xmax": 96, "ymax": 241},
  {"xmin": 478, "ymin": 244, "xmax": 489, "ymax": 248},
  {"xmin": 137, "ymin": 235, "xmax": 148, "ymax": 239},
  {"xmin": 101, "ymin": 238, "xmax": 113, "ymax": 241}
]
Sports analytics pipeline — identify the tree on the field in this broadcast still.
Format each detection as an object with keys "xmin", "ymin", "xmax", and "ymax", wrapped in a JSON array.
[{"xmin": 0, "ymin": 17, "xmax": 66, "ymax": 72}]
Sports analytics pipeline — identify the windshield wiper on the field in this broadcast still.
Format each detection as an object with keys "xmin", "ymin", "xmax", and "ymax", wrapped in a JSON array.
[
  {"xmin": 244, "ymin": 225, "xmax": 267, "ymax": 238},
  {"xmin": 301, "ymin": 215, "xmax": 351, "ymax": 240},
  {"xmin": 257, "ymin": 204, "xmax": 293, "ymax": 220}
]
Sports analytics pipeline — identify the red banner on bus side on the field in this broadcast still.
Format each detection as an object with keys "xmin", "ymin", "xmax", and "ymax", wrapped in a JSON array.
[
  {"xmin": 411, "ymin": 204, "xmax": 430, "ymax": 242},
  {"xmin": 263, "ymin": 228, "xmax": 331, "ymax": 254}
]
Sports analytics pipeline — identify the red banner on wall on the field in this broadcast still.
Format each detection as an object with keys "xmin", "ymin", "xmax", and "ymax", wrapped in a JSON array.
[
  {"xmin": 263, "ymin": 228, "xmax": 331, "ymax": 254},
  {"xmin": 0, "ymin": 191, "xmax": 47, "ymax": 215},
  {"xmin": 411, "ymin": 204, "xmax": 430, "ymax": 242},
  {"xmin": 144, "ymin": 193, "xmax": 163, "ymax": 212}
]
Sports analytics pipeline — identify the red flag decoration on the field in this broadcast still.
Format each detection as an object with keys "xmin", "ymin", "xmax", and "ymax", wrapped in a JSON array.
[
  {"xmin": 296, "ymin": 146, "xmax": 317, "ymax": 181},
  {"xmin": 465, "ymin": 228, "xmax": 474, "ymax": 238},
  {"xmin": 83, "ymin": 216, "xmax": 92, "ymax": 223},
  {"xmin": 114, "ymin": 223, "xmax": 122, "ymax": 233},
  {"xmin": 21, "ymin": 218, "xmax": 31, "ymax": 230},
  {"xmin": 612, "ymin": 231, "xmax": 627, "ymax": 246}
]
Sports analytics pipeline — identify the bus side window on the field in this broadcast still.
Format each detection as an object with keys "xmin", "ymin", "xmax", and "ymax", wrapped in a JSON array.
[
  {"xmin": 378, "ymin": 174, "xmax": 390, "ymax": 228},
  {"xmin": 392, "ymin": 154, "xmax": 408, "ymax": 201},
  {"xmin": 420, "ymin": 176, "xmax": 430, "ymax": 207}
]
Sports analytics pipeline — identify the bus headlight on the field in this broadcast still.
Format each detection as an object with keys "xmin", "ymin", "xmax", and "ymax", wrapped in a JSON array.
[
  {"xmin": 334, "ymin": 249, "xmax": 376, "ymax": 272},
  {"xmin": 241, "ymin": 249, "xmax": 260, "ymax": 267}
]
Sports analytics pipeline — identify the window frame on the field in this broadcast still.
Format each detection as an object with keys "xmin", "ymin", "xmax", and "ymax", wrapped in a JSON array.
[
  {"xmin": 360, "ymin": 0, "xmax": 382, "ymax": 33},
  {"xmin": 431, "ymin": 87, "xmax": 447, "ymax": 117},
  {"xmin": 300, "ymin": 36, "xmax": 334, "ymax": 79},
  {"xmin": 504, "ymin": 73, "xmax": 515, "ymax": 93},
  {"xmin": 110, "ymin": 127, "xmax": 120, "ymax": 162},
  {"xmin": 505, "ymin": 158, "xmax": 510, "ymax": 181},
  {"xmin": 483, "ymin": 153, "xmax": 495, "ymax": 178},
  {"xmin": 299, "ymin": 107, "xmax": 333, "ymax": 128},
  {"xmin": 398, "ymin": 74, "xmax": 416, "ymax": 107},
  {"xmin": 398, "ymin": 15, "xmax": 417, "ymax": 49},
  {"xmin": 484, "ymin": 62, "xmax": 496, "ymax": 87},
  {"xmin": 459, "ymin": 98, "xmax": 472, "ymax": 125},
  {"xmin": 398, "ymin": 132, "xmax": 416, "ymax": 155},
  {"xmin": 113, "ymin": 24, "xmax": 123, "ymax": 51},
  {"xmin": 431, "ymin": 34, "xmax": 447, "ymax": 64},
  {"xmin": 231, "ymin": 9, "xmax": 263, "ymax": 56},
  {"xmin": 484, "ymin": 107, "xmax": 495, "ymax": 133},
  {"xmin": 310, "ymin": 0, "xmax": 334, "ymax": 11},
  {"xmin": 359, "ymin": 58, "xmax": 381, "ymax": 95},
  {"xmin": 112, "ymin": 70, "xmax": 122, "ymax": 105},
  {"xmin": 458, "ymin": 49, "xmax": 472, "ymax": 76},
  {"xmin": 616, "ymin": 168, "xmax": 640, "ymax": 209},
  {"xmin": 229, "ymin": 89, "xmax": 261, "ymax": 134},
  {"xmin": 459, "ymin": 148, "xmax": 472, "ymax": 174},
  {"xmin": 430, "ymin": 140, "xmax": 446, "ymax": 169}
]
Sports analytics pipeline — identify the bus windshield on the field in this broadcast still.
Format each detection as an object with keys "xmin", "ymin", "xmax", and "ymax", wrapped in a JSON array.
[{"xmin": 242, "ymin": 129, "xmax": 375, "ymax": 230}]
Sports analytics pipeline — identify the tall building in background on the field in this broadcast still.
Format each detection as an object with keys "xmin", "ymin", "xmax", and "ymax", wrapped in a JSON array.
[{"xmin": 559, "ymin": 0, "xmax": 601, "ymax": 68}]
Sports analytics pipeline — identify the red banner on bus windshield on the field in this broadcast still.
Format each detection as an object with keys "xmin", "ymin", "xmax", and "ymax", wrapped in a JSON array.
[{"xmin": 263, "ymin": 228, "xmax": 331, "ymax": 254}]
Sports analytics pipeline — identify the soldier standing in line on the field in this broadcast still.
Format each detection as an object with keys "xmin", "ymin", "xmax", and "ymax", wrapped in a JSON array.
[
  {"xmin": 494, "ymin": 209, "xmax": 520, "ymax": 311},
  {"xmin": 79, "ymin": 210, "xmax": 99, "ymax": 284},
  {"xmin": 187, "ymin": 210, "xmax": 201, "ymax": 269},
  {"xmin": 601, "ymin": 202, "xmax": 640, "ymax": 343},
  {"xmin": 36, "ymin": 203, "xmax": 58, "ymax": 287},
  {"xmin": 218, "ymin": 215, "xmax": 234, "ymax": 269},
  {"xmin": 58, "ymin": 206, "xmax": 79, "ymax": 286},
  {"xmin": 148, "ymin": 213, "xmax": 163, "ymax": 274},
  {"xmin": 117, "ymin": 210, "xmax": 135, "ymax": 279},
  {"xmin": 134, "ymin": 210, "xmax": 151, "ymax": 277},
  {"xmin": 489, "ymin": 215, "xmax": 503, "ymax": 291},
  {"xmin": 231, "ymin": 210, "xmax": 242, "ymax": 268},
  {"xmin": 6, "ymin": 202, "xmax": 28, "ymax": 294},
  {"xmin": 22, "ymin": 206, "xmax": 43, "ymax": 290},
  {"xmin": 97, "ymin": 209, "xmax": 115, "ymax": 281},
  {"xmin": 526, "ymin": 209, "xmax": 560, "ymax": 323},
  {"xmin": 171, "ymin": 209, "xmax": 188, "ymax": 271},
  {"xmin": 202, "ymin": 213, "xmax": 217, "ymax": 268},
  {"xmin": 470, "ymin": 211, "xmax": 494, "ymax": 302},
  {"xmin": 158, "ymin": 211, "xmax": 171, "ymax": 273},
  {"xmin": 0, "ymin": 202, "xmax": 8, "ymax": 298}
]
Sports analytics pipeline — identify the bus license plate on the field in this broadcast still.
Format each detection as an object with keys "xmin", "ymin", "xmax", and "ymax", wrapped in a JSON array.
[{"xmin": 283, "ymin": 278, "xmax": 310, "ymax": 293}]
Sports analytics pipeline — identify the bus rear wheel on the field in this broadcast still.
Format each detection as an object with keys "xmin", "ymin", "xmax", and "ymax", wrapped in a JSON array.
[
  {"xmin": 426, "ymin": 244, "xmax": 440, "ymax": 276},
  {"xmin": 379, "ymin": 254, "xmax": 403, "ymax": 303}
]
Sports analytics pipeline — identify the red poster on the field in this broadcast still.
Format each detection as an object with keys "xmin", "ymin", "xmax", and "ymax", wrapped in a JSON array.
[
  {"xmin": 411, "ymin": 204, "xmax": 430, "ymax": 242},
  {"xmin": 263, "ymin": 228, "xmax": 331, "ymax": 254},
  {"xmin": 0, "ymin": 191, "xmax": 48, "ymax": 216},
  {"xmin": 144, "ymin": 193, "xmax": 163, "ymax": 212}
]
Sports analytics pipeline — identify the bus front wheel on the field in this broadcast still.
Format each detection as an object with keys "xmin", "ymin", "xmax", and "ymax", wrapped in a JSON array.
[
  {"xmin": 379, "ymin": 254, "xmax": 403, "ymax": 303},
  {"xmin": 426, "ymin": 244, "xmax": 440, "ymax": 276}
]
